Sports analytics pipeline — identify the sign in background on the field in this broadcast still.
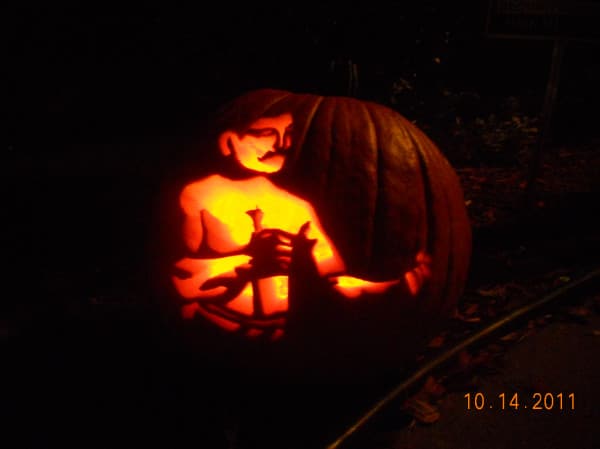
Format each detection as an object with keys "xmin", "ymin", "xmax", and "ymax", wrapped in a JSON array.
[
  {"xmin": 486, "ymin": 0, "xmax": 600, "ymax": 207},
  {"xmin": 486, "ymin": 0, "xmax": 600, "ymax": 41}
]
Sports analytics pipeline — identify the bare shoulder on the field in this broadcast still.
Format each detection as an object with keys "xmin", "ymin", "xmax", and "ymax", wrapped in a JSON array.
[
  {"xmin": 260, "ymin": 177, "xmax": 315, "ymax": 214},
  {"xmin": 180, "ymin": 174, "xmax": 232, "ymax": 212}
]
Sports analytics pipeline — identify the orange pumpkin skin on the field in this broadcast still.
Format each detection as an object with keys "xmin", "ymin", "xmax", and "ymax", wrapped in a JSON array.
[{"xmin": 157, "ymin": 89, "xmax": 471, "ymax": 383}]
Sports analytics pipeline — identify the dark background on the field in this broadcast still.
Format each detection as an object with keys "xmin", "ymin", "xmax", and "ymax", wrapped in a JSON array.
[
  {"xmin": 6, "ymin": 3, "xmax": 600, "ymax": 144},
  {"xmin": 3, "ymin": 3, "xmax": 599, "ymax": 448}
]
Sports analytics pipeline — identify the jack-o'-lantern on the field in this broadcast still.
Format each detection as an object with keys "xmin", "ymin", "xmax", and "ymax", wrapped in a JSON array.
[{"xmin": 155, "ymin": 89, "xmax": 471, "ymax": 382}]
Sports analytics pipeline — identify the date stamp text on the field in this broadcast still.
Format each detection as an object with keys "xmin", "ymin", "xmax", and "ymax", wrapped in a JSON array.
[{"xmin": 464, "ymin": 392, "xmax": 575, "ymax": 411}]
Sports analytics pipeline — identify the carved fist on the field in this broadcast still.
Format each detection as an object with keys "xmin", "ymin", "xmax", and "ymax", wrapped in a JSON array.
[
  {"xmin": 290, "ymin": 221, "xmax": 317, "ymax": 254},
  {"xmin": 245, "ymin": 228, "xmax": 294, "ymax": 277},
  {"xmin": 404, "ymin": 251, "xmax": 433, "ymax": 296}
]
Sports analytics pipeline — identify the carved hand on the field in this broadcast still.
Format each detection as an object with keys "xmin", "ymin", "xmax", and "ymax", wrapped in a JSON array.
[
  {"xmin": 404, "ymin": 251, "xmax": 433, "ymax": 296},
  {"xmin": 245, "ymin": 228, "xmax": 294, "ymax": 277}
]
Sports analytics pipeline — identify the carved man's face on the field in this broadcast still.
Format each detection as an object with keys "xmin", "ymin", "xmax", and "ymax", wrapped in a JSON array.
[{"xmin": 219, "ymin": 113, "xmax": 294, "ymax": 173}]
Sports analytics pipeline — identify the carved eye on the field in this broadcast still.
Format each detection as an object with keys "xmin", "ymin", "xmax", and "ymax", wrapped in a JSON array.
[{"xmin": 246, "ymin": 128, "xmax": 277, "ymax": 138}]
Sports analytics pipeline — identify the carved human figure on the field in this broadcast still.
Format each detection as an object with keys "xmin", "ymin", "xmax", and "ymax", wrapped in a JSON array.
[{"xmin": 172, "ymin": 113, "xmax": 431, "ymax": 337}]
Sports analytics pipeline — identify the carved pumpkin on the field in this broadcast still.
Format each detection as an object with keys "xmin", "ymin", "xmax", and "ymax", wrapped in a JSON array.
[{"xmin": 158, "ymin": 89, "xmax": 471, "ymax": 381}]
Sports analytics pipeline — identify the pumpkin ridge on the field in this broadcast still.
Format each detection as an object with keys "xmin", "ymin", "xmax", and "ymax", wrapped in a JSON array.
[
  {"xmin": 427, "ymin": 131, "xmax": 470, "ymax": 312},
  {"xmin": 253, "ymin": 89, "xmax": 293, "ymax": 106},
  {"xmin": 325, "ymin": 97, "xmax": 339, "ymax": 200},
  {"xmin": 319, "ymin": 97, "xmax": 352, "ymax": 268},
  {"xmin": 364, "ymin": 101, "xmax": 385, "ymax": 274},
  {"xmin": 439, "ymin": 149, "xmax": 456, "ymax": 313},
  {"xmin": 436, "ymin": 145, "xmax": 471, "ymax": 313},
  {"xmin": 219, "ymin": 89, "xmax": 293, "ymax": 128},
  {"xmin": 406, "ymin": 125, "xmax": 448, "ymax": 311},
  {"xmin": 410, "ymin": 130, "xmax": 435, "ymax": 255},
  {"xmin": 408, "ymin": 127, "xmax": 428, "ymax": 258},
  {"xmin": 263, "ymin": 90, "xmax": 295, "ymax": 118},
  {"xmin": 418, "ymin": 127, "xmax": 470, "ymax": 312},
  {"xmin": 287, "ymin": 94, "xmax": 325, "ymax": 172}
]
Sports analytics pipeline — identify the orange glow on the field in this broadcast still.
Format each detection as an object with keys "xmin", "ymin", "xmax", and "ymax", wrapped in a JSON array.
[
  {"xmin": 226, "ymin": 283, "xmax": 254, "ymax": 315},
  {"xmin": 172, "ymin": 172, "xmax": 429, "ymax": 334},
  {"xmin": 173, "ymin": 255, "xmax": 250, "ymax": 299},
  {"xmin": 271, "ymin": 329, "xmax": 284, "ymax": 340},
  {"xmin": 182, "ymin": 302, "xmax": 241, "ymax": 332},
  {"xmin": 178, "ymin": 175, "xmax": 342, "ymax": 274},
  {"xmin": 172, "ymin": 174, "xmax": 345, "ymax": 333},
  {"xmin": 405, "ymin": 271, "xmax": 420, "ymax": 297},
  {"xmin": 218, "ymin": 113, "xmax": 293, "ymax": 174},
  {"xmin": 404, "ymin": 251, "xmax": 432, "ymax": 296},
  {"xmin": 171, "ymin": 113, "xmax": 433, "ymax": 336},
  {"xmin": 246, "ymin": 328, "xmax": 264, "ymax": 338},
  {"xmin": 196, "ymin": 305, "xmax": 241, "ymax": 332},
  {"xmin": 332, "ymin": 276, "xmax": 399, "ymax": 299}
]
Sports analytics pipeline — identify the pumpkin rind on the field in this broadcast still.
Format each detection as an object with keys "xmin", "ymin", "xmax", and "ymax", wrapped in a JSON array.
[
  {"xmin": 212, "ymin": 89, "xmax": 471, "ymax": 313},
  {"xmin": 159, "ymin": 89, "xmax": 472, "ymax": 381}
]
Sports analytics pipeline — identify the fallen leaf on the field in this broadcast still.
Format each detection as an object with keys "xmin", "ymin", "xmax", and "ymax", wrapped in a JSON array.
[
  {"xmin": 484, "ymin": 208, "xmax": 496, "ymax": 223},
  {"xmin": 567, "ymin": 306, "xmax": 591, "ymax": 317},
  {"xmin": 422, "ymin": 376, "xmax": 446, "ymax": 398},
  {"xmin": 517, "ymin": 329, "xmax": 535, "ymax": 342},
  {"xmin": 485, "ymin": 305, "xmax": 498, "ymax": 318},
  {"xmin": 487, "ymin": 343, "xmax": 504, "ymax": 353},
  {"xmin": 470, "ymin": 350, "xmax": 492, "ymax": 368},
  {"xmin": 427, "ymin": 334, "xmax": 446, "ymax": 349},
  {"xmin": 469, "ymin": 176, "xmax": 487, "ymax": 183},
  {"xmin": 458, "ymin": 350, "xmax": 472, "ymax": 369},
  {"xmin": 403, "ymin": 397, "xmax": 440, "ymax": 424},
  {"xmin": 477, "ymin": 286, "xmax": 507, "ymax": 298},
  {"xmin": 536, "ymin": 315, "xmax": 551, "ymax": 326},
  {"xmin": 453, "ymin": 311, "xmax": 481, "ymax": 324},
  {"xmin": 444, "ymin": 373, "xmax": 481, "ymax": 393},
  {"xmin": 464, "ymin": 303, "xmax": 479, "ymax": 316},
  {"xmin": 500, "ymin": 331, "xmax": 520, "ymax": 342}
]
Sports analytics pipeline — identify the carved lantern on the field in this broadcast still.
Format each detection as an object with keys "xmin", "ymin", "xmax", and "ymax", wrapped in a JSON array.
[{"xmin": 157, "ymin": 89, "xmax": 471, "ymax": 382}]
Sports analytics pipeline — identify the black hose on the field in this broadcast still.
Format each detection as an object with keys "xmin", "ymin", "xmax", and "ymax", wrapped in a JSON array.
[{"xmin": 326, "ymin": 266, "xmax": 600, "ymax": 449}]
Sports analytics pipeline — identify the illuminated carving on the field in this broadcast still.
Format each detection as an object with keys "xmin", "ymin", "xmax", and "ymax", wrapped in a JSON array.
[{"xmin": 172, "ymin": 113, "xmax": 431, "ymax": 337}]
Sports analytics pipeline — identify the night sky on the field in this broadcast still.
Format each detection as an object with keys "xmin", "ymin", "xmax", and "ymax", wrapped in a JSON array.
[{"xmin": 7, "ymin": 3, "xmax": 598, "ymax": 146}]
